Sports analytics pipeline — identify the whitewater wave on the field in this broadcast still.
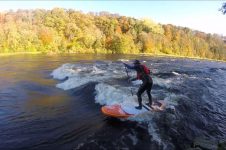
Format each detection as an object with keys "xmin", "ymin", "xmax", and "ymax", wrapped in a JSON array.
[
  {"xmin": 94, "ymin": 83, "xmax": 134, "ymax": 105},
  {"xmin": 51, "ymin": 60, "xmax": 207, "ymax": 149},
  {"xmin": 51, "ymin": 62, "xmax": 127, "ymax": 90},
  {"xmin": 51, "ymin": 62, "xmax": 179, "ymax": 120}
]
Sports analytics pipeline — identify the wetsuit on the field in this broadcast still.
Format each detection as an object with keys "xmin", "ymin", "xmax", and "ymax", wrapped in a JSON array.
[{"xmin": 124, "ymin": 63, "xmax": 153, "ymax": 109}]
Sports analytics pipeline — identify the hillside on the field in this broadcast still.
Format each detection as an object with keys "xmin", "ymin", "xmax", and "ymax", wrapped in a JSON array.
[{"xmin": 0, "ymin": 8, "xmax": 225, "ymax": 60}]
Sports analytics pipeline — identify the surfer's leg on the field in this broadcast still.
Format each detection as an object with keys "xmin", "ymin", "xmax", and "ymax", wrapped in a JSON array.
[
  {"xmin": 136, "ymin": 84, "xmax": 146, "ymax": 109},
  {"xmin": 146, "ymin": 90, "xmax": 152, "ymax": 106},
  {"xmin": 146, "ymin": 81, "xmax": 153, "ymax": 106}
]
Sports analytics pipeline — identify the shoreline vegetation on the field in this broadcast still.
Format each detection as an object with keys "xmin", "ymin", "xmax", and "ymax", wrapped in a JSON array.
[{"xmin": 0, "ymin": 8, "xmax": 225, "ymax": 61}]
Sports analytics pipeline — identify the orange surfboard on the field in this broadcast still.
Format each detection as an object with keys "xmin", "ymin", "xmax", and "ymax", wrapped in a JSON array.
[
  {"xmin": 101, "ymin": 104, "xmax": 132, "ymax": 118},
  {"xmin": 101, "ymin": 100, "xmax": 165, "ymax": 119}
]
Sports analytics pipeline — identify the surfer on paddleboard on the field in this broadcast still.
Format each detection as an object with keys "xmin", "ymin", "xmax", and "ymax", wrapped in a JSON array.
[{"xmin": 123, "ymin": 60, "xmax": 153, "ymax": 110}]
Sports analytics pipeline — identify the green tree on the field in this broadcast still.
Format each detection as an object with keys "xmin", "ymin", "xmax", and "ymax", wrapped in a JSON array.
[{"xmin": 44, "ymin": 8, "xmax": 69, "ymax": 34}]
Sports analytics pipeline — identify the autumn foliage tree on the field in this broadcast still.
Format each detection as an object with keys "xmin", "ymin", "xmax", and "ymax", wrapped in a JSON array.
[{"xmin": 0, "ymin": 8, "xmax": 225, "ymax": 60}]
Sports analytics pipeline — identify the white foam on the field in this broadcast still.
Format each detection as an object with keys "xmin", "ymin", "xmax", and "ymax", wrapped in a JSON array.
[
  {"xmin": 91, "ymin": 65, "xmax": 106, "ymax": 74},
  {"xmin": 148, "ymin": 122, "xmax": 162, "ymax": 144},
  {"xmin": 51, "ymin": 63, "xmax": 77, "ymax": 80},
  {"xmin": 56, "ymin": 76, "xmax": 91, "ymax": 90},
  {"xmin": 205, "ymin": 77, "xmax": 212, "ymax": 81},
  {"xmin": 152, "ymin": 68, "xmax": 159, "ymax": 74},
  {"xmin": 189, "ymin": 76, "xmax": 197, "ymax": 79},
  {"xmin": 131, "ymin": 80, "xmax": 142, "ymax": 86},
  {"xmin": 163, "ymin": 93, "xmax": 177, "ymax": 104},
  {"xmin": 153, "ymin": 77, "xmax": 172, "ymax": 89},
  {"xmin": 51, "ymin": 63, "xmax": 127, "ymax": 90},
  {"xmin": 121, "ymin": 101, "xmax": 148, "ymax": 115},
  {"xmin": 217, "ymin": 68, "xmax": 223, "ymax": 72},
  {"xmin": 172, "ymin": 71, "xmax": 180, "ymax": 76},
  {"xmin": 118, "ymin": 59, "xmax": 129, "ymax": 62},
  {"xmin": 95, "ymin": 83, "xmax": 134, "ymax": 105}
]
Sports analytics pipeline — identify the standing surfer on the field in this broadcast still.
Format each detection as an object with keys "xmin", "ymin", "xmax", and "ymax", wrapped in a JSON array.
[{"xmin": 123, "ymin": 60, "xmax": 153, "ymax": 110}]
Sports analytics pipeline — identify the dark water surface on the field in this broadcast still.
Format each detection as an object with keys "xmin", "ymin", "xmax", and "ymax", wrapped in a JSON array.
[{"xmin": 0, "ymin": 54, "xmax": 225, "ymax": 150}]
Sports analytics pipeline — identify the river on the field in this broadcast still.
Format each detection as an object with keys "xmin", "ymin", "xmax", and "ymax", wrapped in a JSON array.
[{"xmin": 0, "ymin": 54, "xmax": 225, "ymax": 150}]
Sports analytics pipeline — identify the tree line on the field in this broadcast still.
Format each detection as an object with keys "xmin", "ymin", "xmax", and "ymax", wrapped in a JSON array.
[{"xmin": 0, "ymin": 8, "xmax": 225, "ymax": 60}]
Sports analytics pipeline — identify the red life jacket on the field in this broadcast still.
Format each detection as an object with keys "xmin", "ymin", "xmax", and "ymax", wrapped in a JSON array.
[
  {"xmin": 142, "ymin": 65, "xmax": 150, "ymax": 74},
  {"xmin": 137, "ymin": 64, "xmax": 150, "ymax": 79}
]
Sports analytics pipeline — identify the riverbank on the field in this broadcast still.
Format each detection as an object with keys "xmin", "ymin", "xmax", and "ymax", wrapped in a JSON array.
[
  {"xmin": 0, "ymin": 52, "xmax": 42, "ymax": 56},
  {"xmin": 140, "ymin": 53, "xmax": 226, "ymax": 63},
  {"xmin": 0, "ymin": 51, "xmax": 225, "ymax": 63}
]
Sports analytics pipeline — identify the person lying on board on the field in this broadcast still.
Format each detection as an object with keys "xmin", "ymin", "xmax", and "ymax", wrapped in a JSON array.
[{"xmin": 123, "ymin": 60, "xmax": 153, "ymax": 110}]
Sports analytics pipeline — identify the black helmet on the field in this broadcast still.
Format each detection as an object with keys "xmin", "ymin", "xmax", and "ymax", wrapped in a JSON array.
[{"xmin": 133, "ymin": 60, "xmax": 140, "ymax": 64}]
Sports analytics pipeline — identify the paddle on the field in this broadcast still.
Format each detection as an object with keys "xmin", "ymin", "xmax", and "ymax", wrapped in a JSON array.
[{"xmin": 123, "ymin": 63, "xmax": 133, "ymax": 96}]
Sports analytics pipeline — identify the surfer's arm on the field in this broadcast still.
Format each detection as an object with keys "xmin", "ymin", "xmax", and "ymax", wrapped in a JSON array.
[{"xmin": 124, "ymin": 63, "xmax": 136, "ymax": 70}]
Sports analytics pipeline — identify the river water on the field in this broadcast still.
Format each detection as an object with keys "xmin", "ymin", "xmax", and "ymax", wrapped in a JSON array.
[{"xmin": 0, "ymin": 54, "xmax": 225, "ymax": 150}]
